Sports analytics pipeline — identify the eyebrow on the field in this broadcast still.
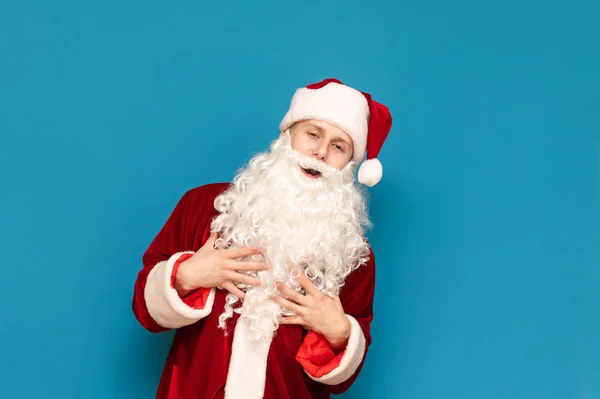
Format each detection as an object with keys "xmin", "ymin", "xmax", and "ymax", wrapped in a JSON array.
[{"xmin": 305, "ymin": 123, "xmax": 353, "ymax": 147}]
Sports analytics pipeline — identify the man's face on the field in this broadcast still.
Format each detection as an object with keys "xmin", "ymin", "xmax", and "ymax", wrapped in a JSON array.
[{"xmin": 289, "ymin": 120, "xmax": 354, "ymax": 177}]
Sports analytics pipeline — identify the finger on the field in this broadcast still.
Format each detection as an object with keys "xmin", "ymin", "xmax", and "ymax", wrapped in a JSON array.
[
  {"xmin": 278, "ymin": 315, "xmax": 304, "ymax": 326},
  {"xmin": 222, "ymin": 281, "xmax": 245, "ymax": 300},
  {"xmin": 272, "ymin": 295, "xmax": 304, "ymax": 315},
  {"xmin": 222, "ymin": 246, "xmax": 264, "ymax": 259},
  {"xmin": 203, "ymin": 232, "xmax": 219, "ymax": 249},
  {"xmin": 226, "ymin": 261, "xmax": 270, "ymax": 272},
  {"xmin": 276, "ymin": 282, "xmax": 309, "ymax": 306},
  {"xmin": 297, "ymin": 273, "xmax": 321, "ymax": 297},
  {"xmin": 226, "ymin": 272, "xmax": 261, "ymax": 287}
]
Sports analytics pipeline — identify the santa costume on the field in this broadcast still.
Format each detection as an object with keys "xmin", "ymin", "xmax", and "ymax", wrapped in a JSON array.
[{"xmin": 132, "ymin": 78, "xmax": 392, "ymax": 399}]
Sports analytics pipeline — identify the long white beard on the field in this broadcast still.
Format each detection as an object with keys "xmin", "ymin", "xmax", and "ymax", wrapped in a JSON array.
[{"xmin": 210, "ymin": 131, "xmax": 372, "ymax": 341}]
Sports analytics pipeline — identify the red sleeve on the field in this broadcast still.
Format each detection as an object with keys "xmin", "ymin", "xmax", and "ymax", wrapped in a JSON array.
[
  {"xmin": 295, "ymin": 249, "xmax": 376, "ymax": 393},
  {"xmin": 132, "ymin": 190, "xmax": 215, "ymax": 333}
]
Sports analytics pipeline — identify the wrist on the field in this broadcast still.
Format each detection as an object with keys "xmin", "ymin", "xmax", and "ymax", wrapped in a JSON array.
[
  {"xmin": 174, "ymin": 259, "xmax": 195, "ymax": 296},
  {"xmin": 325, "ymin": 317, "xmax": 351, "ymax": 353}
]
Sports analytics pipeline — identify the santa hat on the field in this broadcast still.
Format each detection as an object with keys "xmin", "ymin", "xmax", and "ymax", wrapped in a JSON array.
[{"xmin": 279, "ymin": 78, "xmax": 392, "ymax": 186}]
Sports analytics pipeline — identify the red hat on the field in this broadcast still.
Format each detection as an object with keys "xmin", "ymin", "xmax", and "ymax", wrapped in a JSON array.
[{"xmin": 279, "ymin": 78, "xmax": 392, "ymax": 186}]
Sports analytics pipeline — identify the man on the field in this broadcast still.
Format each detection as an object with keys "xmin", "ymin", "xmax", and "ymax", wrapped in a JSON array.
[{"xmin": 132, "ymin": 78, "xmax": 392, "ymax": 399}]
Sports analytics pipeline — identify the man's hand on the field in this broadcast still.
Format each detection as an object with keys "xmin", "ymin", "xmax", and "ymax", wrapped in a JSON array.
[
  {"xmin": 175, "ymin": 233, "xmax": 269, "ymax": 299},
  {"xmin": 273, "ymin": 273, "xmax": 351, "ymax": 352}
]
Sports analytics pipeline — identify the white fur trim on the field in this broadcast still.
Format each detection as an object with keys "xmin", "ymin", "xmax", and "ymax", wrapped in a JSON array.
[
  {"xmin": 144, "ymin": 251, "xmax": 216, "ymax": 329},
  {"xmin": 305, "ymin": 315, "xmax": 366, "ymax": 385},
  {"xmin": 225, "ymin": 301, "xmax": 279, "ymax": 399},
  {"xmin": 280, "ymin": 83, "xmax": 369, "ymax": 162},
  {"xmin": 357, "ymin": 158, "xmax": 383, "ymax": 187}
]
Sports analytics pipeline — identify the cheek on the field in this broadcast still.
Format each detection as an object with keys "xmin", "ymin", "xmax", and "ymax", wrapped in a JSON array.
[
  {"xmin": 338, "ymin": 153, "xmax": 353, "ymax": 170},
  {"xmin": 290, "ymin": 136, "xmax": 309, "ymax": 153},
  {"xmin": 328, "ymin": 156, "xmax": 349, "ymax": 171}
]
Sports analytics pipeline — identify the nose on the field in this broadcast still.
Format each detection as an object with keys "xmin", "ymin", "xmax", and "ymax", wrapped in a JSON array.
[{"xmin": 311, "ymin": 143, "xmax": 328, "ymax": 160}]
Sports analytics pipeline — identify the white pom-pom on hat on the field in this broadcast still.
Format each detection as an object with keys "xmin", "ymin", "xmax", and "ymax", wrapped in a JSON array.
[
  {"xmin": 358, "ymin": 158, "xmax": 383, "ymax": 187},
  {"xmin": 280, "ymin": 78, "xmax": 392, "ymax": 186}
]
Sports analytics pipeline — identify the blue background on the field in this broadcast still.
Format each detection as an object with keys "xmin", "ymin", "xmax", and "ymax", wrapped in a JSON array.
[{"xmin": 1, "ymin": 1, "xmax": 599, "ymax": 398}]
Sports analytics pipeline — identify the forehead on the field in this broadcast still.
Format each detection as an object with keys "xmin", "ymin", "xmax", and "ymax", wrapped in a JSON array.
[{"xmin": 298, "ymin": 120, "xmax": 353, "ymax": 144}]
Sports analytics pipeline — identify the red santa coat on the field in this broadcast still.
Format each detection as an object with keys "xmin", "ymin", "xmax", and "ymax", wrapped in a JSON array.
[{"xmin": 132, "ymin": 183, "xmax": 376, "ymax": 399}]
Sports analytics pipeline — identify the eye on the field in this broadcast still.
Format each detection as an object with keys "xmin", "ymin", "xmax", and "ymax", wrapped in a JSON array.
[
  {"xmin": 308, "ymin": 132, "xmax": 319, "ymax": 139},
  {"xmin": 333, "ymin": 143, "xmax": 344, "ymax": 152}
]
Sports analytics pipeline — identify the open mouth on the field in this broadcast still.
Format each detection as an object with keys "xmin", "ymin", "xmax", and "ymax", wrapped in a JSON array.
[{"xmin": 301, "ymin": 167, "xmax": 322, "ymax": 178}]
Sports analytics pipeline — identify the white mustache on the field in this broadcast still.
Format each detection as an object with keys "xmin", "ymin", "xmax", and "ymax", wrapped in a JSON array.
[{"xmin": 289, "ymin": 150, "xmax": 338, "ymax": 177}]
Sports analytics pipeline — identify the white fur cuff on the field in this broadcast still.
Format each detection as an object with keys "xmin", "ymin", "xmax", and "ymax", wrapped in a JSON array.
[
  {"xmin": 144, "ymin": 251, "xmax": 216, "ymax": 329},
  {"xmin": 306, "ymin": 315, "xmax": 367, "ymax": 385}
]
